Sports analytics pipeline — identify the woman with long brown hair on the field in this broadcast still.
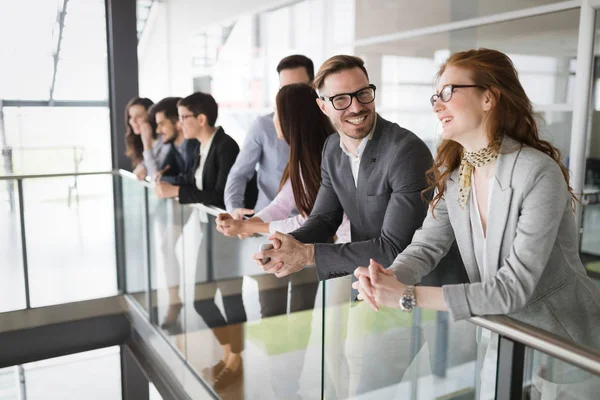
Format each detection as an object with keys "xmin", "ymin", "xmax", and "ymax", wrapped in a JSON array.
[
  {"xmin": 124, "ymin": 97, "xmax": 159, "ymax": 179},
  {"xmin": 216, "ymin": 83, "xmax": 350, "ymax": 242},
  {"xmin": 354, "ymin": 49, "xmax": 600, "ymax": 394}
]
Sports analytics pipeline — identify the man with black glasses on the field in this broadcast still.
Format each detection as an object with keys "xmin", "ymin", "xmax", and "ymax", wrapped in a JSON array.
[{"xmin": 254, "ymin": 55, "xmax": 464, "ymax": 284}]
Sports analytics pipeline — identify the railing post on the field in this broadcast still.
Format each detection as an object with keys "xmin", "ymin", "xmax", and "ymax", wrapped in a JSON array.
[
  {"xmin": 495, "ymin": 335, "xmax": 526, "ymax": 400},
  {"xmin": 114, "ymin": 173, "xmax": 127, "ymax": 294},
  {"xmin": 143, "ymin": 187, "xmax": 152, "ymax": 317},
  {"xmin": 17, "ymin": 179, "xmax": 31, "ymax": 309}
]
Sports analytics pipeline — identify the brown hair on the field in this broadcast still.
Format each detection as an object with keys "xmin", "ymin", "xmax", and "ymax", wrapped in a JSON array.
[
  {"xmin": 313, "ymin": 55, "xmax": 369, "ymax": 91},
  {"xmin": 427, "ymin": 48, "xmax": 574, "ymax": 211},
  {"xmin": 276, "ymin": 83, "xmax": 335, "ymax": 217},
  {"xmin": 277, "ymin": 54, "xmax": 315, "ymax": 81},
  {"xmin": 124, "ymin": 97, "xmax": 155, "ymax": 168}
]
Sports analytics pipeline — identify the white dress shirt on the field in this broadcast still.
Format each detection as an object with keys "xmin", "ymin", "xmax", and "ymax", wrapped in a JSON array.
[
  {"xmin": 338, "ymin": 120, "xmax": 376, "ymax": 187},
  {"xmin": 194, "ymin": 129, "xmax": 217, "ymax": 191},
  {"xmin": 470, "ymin": 172, "xmax": 495, "ymax": 283}
]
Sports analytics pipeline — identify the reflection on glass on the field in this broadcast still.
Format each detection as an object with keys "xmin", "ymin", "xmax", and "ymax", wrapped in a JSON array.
[
  {"xmin": 23, "ymin": 175, "xmax": 117, "ymax": 307},
  {"xmin": 0, "ymin": 179, "xmax": 26, "ymax": 312},
  {"xmin": 147, "ymin": 195, "xmax": 185, "ymax": 342},
  {"xmin": 522, "ymin": 348, "xmax": 600, "ymax": 399},
  {"xmin": 166, "ymin": 210, "xmax": 325, "ymax": 397},
  {"xmin": 123, "ymin": 176, "xmax": 149, "ymax": 312},
  {"xmin": 323, "ymin": 277, "xmax": 488, "ymax": 400}
]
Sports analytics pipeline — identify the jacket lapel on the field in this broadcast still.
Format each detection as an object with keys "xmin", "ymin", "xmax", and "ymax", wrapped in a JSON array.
[
  {"xmin": 447, "ymin": 169, "xmax": 481, "ymax": 283},
  {"xmin": 485, "ymin": 136, "xmax": 520, "ymax": 275},
  {"xmin": 357, "ymin": 115, "xmax": 383, "ymax": 195},
  {"xmin": 202, "ymin": 127, "xmax": 223, "ymax": 185}
]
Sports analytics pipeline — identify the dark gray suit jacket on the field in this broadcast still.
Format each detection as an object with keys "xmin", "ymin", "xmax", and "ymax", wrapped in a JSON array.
[{"xmin": 291, "ymin": 114, "xmax": 466, "ymax": 282}]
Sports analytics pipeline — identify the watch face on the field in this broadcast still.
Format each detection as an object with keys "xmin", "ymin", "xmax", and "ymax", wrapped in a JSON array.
[{"xmin": 401, "ymin": 296, "xmax": 413, "ymax": 310}]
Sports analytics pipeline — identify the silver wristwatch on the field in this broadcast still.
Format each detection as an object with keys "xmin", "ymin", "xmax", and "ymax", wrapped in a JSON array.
[{"xmin": 399, "ymin": 285, "xmax": 416, "ymax": 313}]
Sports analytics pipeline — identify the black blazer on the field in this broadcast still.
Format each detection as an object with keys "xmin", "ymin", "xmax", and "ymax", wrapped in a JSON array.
[
  {"xmin": 159, "ymin": 139, "xmax": 200, "ymax": 186},
  {"xmin": 178, "ymin": 127, "xmax": 239, "ymax": 209}
]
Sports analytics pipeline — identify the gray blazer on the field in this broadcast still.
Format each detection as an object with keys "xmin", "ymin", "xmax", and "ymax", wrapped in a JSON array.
[
  {"xmin": 392, "ymin": 136, "xmax": 600, "ymax": 348},
  {"xmin": 291, "ymin": 114, "xmax": 466, "ymax": 285}
]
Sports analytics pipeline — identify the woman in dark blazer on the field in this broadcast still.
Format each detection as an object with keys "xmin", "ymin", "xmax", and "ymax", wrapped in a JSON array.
[{"xmin": 154, "ymin": 92, "xmax": 248, "ymax": 391}]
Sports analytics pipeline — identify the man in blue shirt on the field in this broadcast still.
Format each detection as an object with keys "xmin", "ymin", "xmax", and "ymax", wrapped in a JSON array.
[{"xmin": 224, "ymin": 55, "xmax": 314, "ymax": 219}]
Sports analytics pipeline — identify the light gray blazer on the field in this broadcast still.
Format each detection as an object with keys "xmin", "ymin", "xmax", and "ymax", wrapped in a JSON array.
[{"xmin": 392, "ymin": 136, "xmax": 600, "ymax": 348}]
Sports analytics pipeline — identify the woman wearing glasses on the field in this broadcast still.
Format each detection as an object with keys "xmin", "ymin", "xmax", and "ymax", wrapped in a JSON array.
[
  {"xmin": 354, "ymin": 48, "xmax": 600, "ymax": 396},
  {"xmin": 215, "ymin": 83, "xmax": 350, "ymax": 243}
]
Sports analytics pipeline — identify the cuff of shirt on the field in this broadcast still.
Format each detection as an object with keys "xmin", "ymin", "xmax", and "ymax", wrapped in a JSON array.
[{"xmin": 442, "ymin": 284, "xmax": 472, "ymax": 321}]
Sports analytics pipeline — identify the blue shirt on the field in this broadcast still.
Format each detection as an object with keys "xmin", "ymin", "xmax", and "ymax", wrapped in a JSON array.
[{"xmin": 224, "ymin": 113, "xmax": 289, "ymax": 212}]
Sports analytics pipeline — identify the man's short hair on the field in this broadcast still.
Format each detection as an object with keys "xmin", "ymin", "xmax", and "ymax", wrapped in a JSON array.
[
  {"xmin": 149, "ymin": 97, "xmax": 181, "ymax": 123},
  {"xmin": 276, "ymin": 55, "xmax": 315, "ymax": 81},
  {"xmin": 313, "ymin": 55, "xmax": 369, "ymax": 91},
  {"xmin": 177, "ymin": 92, "xmax": 218, "ymax": 127}
]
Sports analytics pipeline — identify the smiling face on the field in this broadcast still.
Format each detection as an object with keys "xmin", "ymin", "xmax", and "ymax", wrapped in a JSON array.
[
  {"xmin": 128, "ymin": 104, "xmax": 148, "ymax": 135},
  {"xmin": 316, "ymin": 67, "xmax": 376, "ymax": 141},
  {"xmin": 433, "ymin": 66, "xmax": 493, "ymax": 147},
  {"xmin": 155, "ymin": 111, "xmax": 180, "ymax": 143}
]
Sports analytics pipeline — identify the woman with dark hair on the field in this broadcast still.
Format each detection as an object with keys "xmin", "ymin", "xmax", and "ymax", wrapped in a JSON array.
[
  {"xmin": 216, "ymin": 83, "xmax": 350, "ymax": 242},
  {"xmin": 125, "ymin": 97, "xmax": 164, "ymax": 180},
  {"xmin": 354, "ymin": 48, "xmax": 600, "ymax": 397}
]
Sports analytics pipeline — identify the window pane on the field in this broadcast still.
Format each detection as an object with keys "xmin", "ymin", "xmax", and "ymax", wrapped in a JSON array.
[
  {"xmin": 23, "ymin": 174, "xmax": 117, "ymax": 307},
  {"xmin": 0, "ymin": 180, "xmax": 26, "ymax": 312},
  {"xmin": 23, "ymin": 347, "xmax": 122, "ymax": 400},
  {"xmin": 355, "ymin": 0, "xmax": 572, "ymax": 40},
  {"xmin": 374, "ymin": 9, "xmax": 579, "ymax": 155},
  {"xmin": 3, "ymin": 107, "xmax": 111, "ymax": 175},
  {"xmin": 0, "ymin": 0, "xmax": 107, "ymax": 101}
]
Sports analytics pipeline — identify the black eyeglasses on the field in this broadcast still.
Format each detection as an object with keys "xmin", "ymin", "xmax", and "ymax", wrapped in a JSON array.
[
  {"xmin": 430, "ymin": 84, "xmax": 484, "ymax": 106},
  {"xmin": 320, "ymin": 84, "xmax": 376, "ymax": 110}
]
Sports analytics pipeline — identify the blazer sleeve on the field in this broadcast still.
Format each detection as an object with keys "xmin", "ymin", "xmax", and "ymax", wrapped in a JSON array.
[
  {"xmin": 224, "ymin": 119, "xmax": 263, "ymax": 211},
  {"xmin": 390, "ymin": 188, "xmax": 457, "ymax": 284},
  {"xmin": 178, "ymin": 139, "xmax": 239, "ymax": 207},
  {"xmin": 290, "ymin": 136, "xmax": 345, "ymax": 246},
  {"xmin": 443, "ymin": 158, "xmax": 570, "ymax": 321},
  {"xmin": 157, "ymin": 146, "xmax": 184, "ymax": 185},
  {"xmin": 301, "ymin": 140, "xmax": 432, "ymax": 280}
]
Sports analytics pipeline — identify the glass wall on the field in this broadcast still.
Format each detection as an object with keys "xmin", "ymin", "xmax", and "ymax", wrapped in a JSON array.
[
  {"xmin": 371, "ymin": 9, "xmax": 579, "ymax": 155},
  {"xmin": 23, "ymin": 174, "xmax": 117, "ymax": 307},
  {"xmin": 0, "ymin": 0, "xmax": 111, "ymax": 176},
  {"xmin": 0, "ymin": 179, "xmax": 26, "ymax": 312},
  {"xmin": 137, "ymin": 0, "xmax": 356, "ymax": 145}
]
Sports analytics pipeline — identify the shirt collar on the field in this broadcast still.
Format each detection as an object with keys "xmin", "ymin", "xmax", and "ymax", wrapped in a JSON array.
[
  {"xmin": 339, "ymin": 118, "xmax": 377, "ymax": 159},
  {"xmin": 200, "ymin": 126, "xmax": 219, "ymax": 154}
]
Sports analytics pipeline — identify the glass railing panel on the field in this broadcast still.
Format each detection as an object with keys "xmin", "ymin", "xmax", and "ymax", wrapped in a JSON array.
[
  {"xmin": 580, "ymin": 201, "xmax": 600, "ymax": 277},
  {"xmin": 177, "ymin": 208, "xmax": 324, "ymax": 398},
  {"xmin": 322, "ymin": 277, "xmax": 489, "ymax": 400},
  {"xmin": 122, "ymin": 175, "xmax": 149, "ymax": 313},
  {"xmin": 522, "ymin": 347, "xmax": 600, "ymax": 399},
  {"xmin": 22, "ymin": 347, "xmax": 122, "ymax": 399},
  {"xmin": 146, "ymin": 194, "xmax": 185, "ymax": 349},
  {"xmin": 0, "ymin": 179, "xmax": 26, "ymax": 312},
  {"xmin": 23, "ymin": 174, "xmax": 117, "ymax": 307}
]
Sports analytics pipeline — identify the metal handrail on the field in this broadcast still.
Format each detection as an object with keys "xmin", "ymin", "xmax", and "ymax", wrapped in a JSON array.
[
  {"xmin": 49, "ymin": 169, "xmax": 600, "ymax": 379},
  {"xmin": 118, "ymin": 169, "xmax": 227, "ymax": 217},
  {"xmin": 0, "ymin": 170, "xmax": 116, "ymax": 181},
  {"xmin": 471, "ymin": 315, "xmax": 600, "ymax": 376}
]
